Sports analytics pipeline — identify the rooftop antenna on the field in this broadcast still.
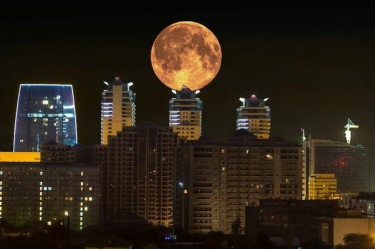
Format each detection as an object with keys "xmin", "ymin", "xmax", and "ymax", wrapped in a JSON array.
[
  {"xmin": 301, "ymin": 127, "xmax": 306, "ymax": 142},
  {"xmin": 344, "ymin": 118, "xmax": 358, "ymax": 144}
]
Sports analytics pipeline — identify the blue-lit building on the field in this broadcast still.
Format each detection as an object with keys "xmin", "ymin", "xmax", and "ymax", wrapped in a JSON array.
[{"xmin": 13, "ymin": 84, "xmax": 78, "ymax": 152}]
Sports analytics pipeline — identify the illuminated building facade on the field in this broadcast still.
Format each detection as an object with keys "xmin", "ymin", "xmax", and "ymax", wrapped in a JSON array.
[
  {"xmin": 0, "ymin": 163, "xmax": 99, "ymax": 230},
  {"xmin": 101, "ymin": 77, "xmax": 136, "ymax": 145},
  {"xmin": 94, "ymin": 122, "xmax": 185, "ymax": 227},
  {"xmin": 169, "ymin": 86, "xmax": 202, "ymax": 140},
  {"xmin": 13, "ymin": 84, "xmax": 78, "ymax": 152},
  {"xmin": 308, "ymin": 174, "xmax": 339, "ymax": 200},
  {"xmin": 304, "ymin": 138, "xmax": 370, "ymax": 196},
  {"xmin": 236, "ymin": 95, "xmax": 271, "ymax": 139},
  {"xmin": 183, "ymin": 130, "xmax": 302, "ymax": 234},
  {"xmin": 0, "ymin": 152, "xmax": 41, "ymax": 162}
]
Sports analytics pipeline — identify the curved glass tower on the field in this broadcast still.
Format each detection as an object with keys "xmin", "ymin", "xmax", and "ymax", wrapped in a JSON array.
[{"xmin": 13, "ymin": 84, "xmax": 78, "ymax": 152}]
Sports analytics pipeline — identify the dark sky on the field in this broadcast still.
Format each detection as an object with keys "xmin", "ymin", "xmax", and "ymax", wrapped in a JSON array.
[{"xmin": 1, "ymin": 3, "xmax": 374, "ymax": 158}]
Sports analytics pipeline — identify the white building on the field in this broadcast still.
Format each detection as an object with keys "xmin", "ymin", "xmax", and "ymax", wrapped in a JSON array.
[
  {"xmin": 236, "ymin": 95, "xmax": 271, "ymax": 139},
  {"xmin": 169, "ymin": 86, "xmax": 202, "ymax": 140},
  {"xmin": 101, "ymin": 77, "xmax": 136, "ymax": 145}
]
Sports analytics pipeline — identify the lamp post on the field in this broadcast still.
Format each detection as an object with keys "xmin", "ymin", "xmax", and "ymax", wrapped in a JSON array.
[{"xmin": 64, "ymin": 211, "xmax": 70, "ymax": 249}]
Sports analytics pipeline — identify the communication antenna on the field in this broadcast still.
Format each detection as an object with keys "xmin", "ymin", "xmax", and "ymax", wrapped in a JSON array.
[
  {"xmin": 344, "ymin": 118, "xmax": 359, "ymax": 144},
  {"xmin": 301, "ymin": 127, "xmax": 306, "ymax": 142}
]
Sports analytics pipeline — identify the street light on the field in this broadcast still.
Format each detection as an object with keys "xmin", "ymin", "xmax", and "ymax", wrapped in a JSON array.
[{"xmin": 64, "ymin": 211, "xmax": 70, "ymax": 249}]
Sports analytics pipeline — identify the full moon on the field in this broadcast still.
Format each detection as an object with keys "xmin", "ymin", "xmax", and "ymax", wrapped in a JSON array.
[{"xmin": 151, "ymin": 21, "xmax": 222, "ymax": 91}]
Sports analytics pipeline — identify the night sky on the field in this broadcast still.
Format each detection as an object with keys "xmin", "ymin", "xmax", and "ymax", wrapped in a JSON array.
[{"xmin": 1, "ymin": 3, "xmax": 374, "ymax": 162}]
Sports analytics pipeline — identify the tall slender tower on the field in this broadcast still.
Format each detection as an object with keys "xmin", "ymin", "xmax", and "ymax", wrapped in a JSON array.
[
  {"xmin": 169, "ymin": 86, "xmax": 202, "ymax": 140},
  {"xmin": 13, "ymin": 84, "xmax": 78, "ymax": 152},
  {"xmin": 101, "ymin": 77, "xmax": 136, "ymax": 145},
  {"xmin": 236, "ymin": 95, "xmax": 271, "ymax": 139}
]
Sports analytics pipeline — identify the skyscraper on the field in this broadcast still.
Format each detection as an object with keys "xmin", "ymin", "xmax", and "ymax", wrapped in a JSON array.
[
  {"xmin": 101, "ymin": 77, "xmax": 136, "ymax": 145},
  {"xmin": 183, "ymin": 130, "xmax": 302, "ymax": 234},
  {"xmin": 169, "ymin": 86, "xmax": 202, "ymax": 140},
  {"xmin": 236, "ymin": 95, "xmax": 271, "ymax": 139},
  {"xmin": 303, "ymin": 138, "xmax": 370, "ymax": 196},
  {"xmin": 13, "ymin": 84, "xmax": 78, "ymax": 152},
  {"xmin": 94, "ymin": 121, "xmax": 185, "ymax": 227}
]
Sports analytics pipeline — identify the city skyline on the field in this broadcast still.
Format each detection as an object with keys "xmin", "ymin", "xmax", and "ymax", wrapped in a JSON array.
[{"xmin": 1, "ymin": 3, "xmax": 374, "ymax": 159}]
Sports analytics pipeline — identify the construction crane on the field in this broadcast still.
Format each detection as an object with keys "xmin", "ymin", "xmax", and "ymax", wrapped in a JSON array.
[{"xmin": 344, "ymin": 118, "xmax": 359, "ymax": 144}]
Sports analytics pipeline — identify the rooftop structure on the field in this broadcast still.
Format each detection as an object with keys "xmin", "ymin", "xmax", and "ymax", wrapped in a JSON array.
[{"xmin": 236, "ymin": 95, "xmax": 271, "ymax": 139}]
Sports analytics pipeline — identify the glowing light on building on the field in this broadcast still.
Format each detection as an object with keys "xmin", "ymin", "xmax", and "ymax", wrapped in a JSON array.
[
  {"xmin": 169, "ymin": 86, "xmax": 202, "ymax": 140},
  {"xmin": 13, "ymin": 84, "xmax": 78, "ymax": 152},
  {"xmin": 236, "ymin": 94, "xmax": 271, "ymax": 139},
  {"xmin": 101, "ymin": 77, "xmax": 136, "ymax": 145}
]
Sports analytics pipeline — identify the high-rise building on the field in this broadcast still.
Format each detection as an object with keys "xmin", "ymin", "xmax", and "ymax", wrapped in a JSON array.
[
  {"xmin": 308, "ymin": 174, "xmax": 339, "ymax": 200},
  {"xmin": 0, "ymin": 159, "xmax": 99, "ymax": 230},
  {"xmin": 236, "ymin": 95, "xmax": 271, "ymax": 139},
  {"xmin": 183, "ymin": 130, "xmax": 302, "ymax": 234},
  {"xmin": 13, "ymin": 84, "xmax": 78, "ymax": 152},
  {"xmin": 94, "ymin": 121, "xmax": 185, "ymax": 228},
  {"xmin": 303, "ymin": 138, "xmax": 370, "ymax": 196},
  {"xmin": 101, "ymin": 77, "xmax": 136, "ymax": 145},
  {"xmin": 169, "ymin": 86, "xmax": 202, "ymax": 140}
]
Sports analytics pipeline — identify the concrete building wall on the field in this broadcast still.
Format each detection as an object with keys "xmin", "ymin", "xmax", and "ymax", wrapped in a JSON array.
[{"xmin": 333, "ymin": 218, "xmax": 375, "ymax": 246}]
